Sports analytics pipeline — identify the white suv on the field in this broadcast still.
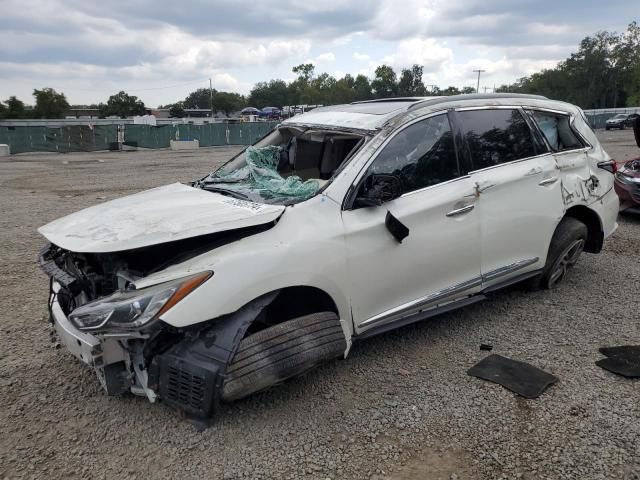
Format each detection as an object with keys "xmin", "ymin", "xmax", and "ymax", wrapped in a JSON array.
[{"xmin": 38, "ymin": 94, "xmax": 619, "ymax": 421}]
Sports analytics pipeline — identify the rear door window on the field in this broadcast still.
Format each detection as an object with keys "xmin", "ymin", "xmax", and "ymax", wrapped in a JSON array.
[
  {"xmin": 528, "ymin": 110, "xmax": 584, "ymax": 152},
  {"xmin": 457, "ymin": 109, "xmax": 544, "ymax": 171}
]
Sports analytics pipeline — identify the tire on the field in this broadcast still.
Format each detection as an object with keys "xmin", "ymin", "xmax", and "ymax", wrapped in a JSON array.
[
  {"xmin": 605, "ymin": 127, "xmax": 610, "ymax": 131},
  {"xmin": 222, "ymin": 311, "xmax": 346, "ymax": 402},
  {"xmin": 528, "ymin": 217, "xmax": 588, "ymax": 290}
]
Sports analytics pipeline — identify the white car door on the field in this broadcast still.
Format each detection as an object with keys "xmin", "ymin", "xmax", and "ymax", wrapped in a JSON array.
[
  {"xmin": 341, "ymin": 113, "xmax": 482, "ymax": 334},
  {"xmin": 455, "ymin": 107, "xmax": 563, "ymax": 288}
]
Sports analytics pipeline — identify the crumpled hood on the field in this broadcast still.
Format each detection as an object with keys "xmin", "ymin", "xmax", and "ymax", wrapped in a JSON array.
[{"xmin": 38, "ymin": 183, "xmax": 285, "ymax": 253}]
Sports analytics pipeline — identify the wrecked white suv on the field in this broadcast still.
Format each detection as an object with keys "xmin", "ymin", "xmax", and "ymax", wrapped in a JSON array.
[{"xmin": 39, "ymin": 94, "xmax": 619, "ymax": 421}]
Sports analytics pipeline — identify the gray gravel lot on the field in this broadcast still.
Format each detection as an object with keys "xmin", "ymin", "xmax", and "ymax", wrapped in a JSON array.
[{"xmin": 1, "ymin": 131, "xmax": 639, "ymax": 480}]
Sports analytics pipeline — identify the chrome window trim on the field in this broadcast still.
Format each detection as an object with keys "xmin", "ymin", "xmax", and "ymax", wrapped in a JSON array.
[
  {"xmin": 525, "ymin": 107, "xmax": 593, "ymax": 151},
  {"xmin": 345, "ymin": 110, "xmax": 456, "ymax": 203},
  {"xmin": 455, "ymin": 106, "xmax": 553, "ymax": 175},
  {"xmin": 467, "ymin": 151, "xmax": 552, "ymax": 175},
  {"xmin": 398, "ymin": 174, "xmax": 471, "ymax": 198}
]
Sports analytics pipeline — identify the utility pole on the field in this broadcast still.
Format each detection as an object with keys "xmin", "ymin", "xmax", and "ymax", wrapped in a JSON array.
[
  {"xmin": 209, "ymin": 78, "xmax": 214, "ymax": 119},
  {"xmin": 473, "ymin": 69, "xmax": 486, "ymax": 94}
]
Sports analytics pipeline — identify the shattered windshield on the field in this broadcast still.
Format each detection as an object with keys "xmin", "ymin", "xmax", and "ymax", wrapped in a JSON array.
[{"xmin": 197, "ymin": 127, "xmax": 365, "ymax": 205}]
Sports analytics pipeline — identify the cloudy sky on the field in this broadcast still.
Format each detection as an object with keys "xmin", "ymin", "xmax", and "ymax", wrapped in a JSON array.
[{"xmin": 0, "ymin": 0, "xmax": 636, "ymax": 107}]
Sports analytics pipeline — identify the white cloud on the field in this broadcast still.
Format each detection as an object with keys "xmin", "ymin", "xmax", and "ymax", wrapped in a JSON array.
[
  {"xmin": 353, "ymin": 52, "xmax": 370, "ymax": 61},
  {"xmin": 314, "ymin": 52, "xmax": 336, "ymax": 64},
  {"xmin": 382, "ymin": 38, "xmax": 453, "ymax": 72}
]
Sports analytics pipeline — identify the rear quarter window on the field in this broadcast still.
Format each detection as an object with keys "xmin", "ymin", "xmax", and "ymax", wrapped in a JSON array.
[{"xmin": 528, "ymin": 110, "xmax": 584, "ymax": 152}]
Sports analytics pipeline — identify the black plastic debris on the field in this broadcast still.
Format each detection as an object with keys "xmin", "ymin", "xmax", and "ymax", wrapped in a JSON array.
[
  {"xmin": 480, "ymin": 344, "xmax": 493, "ymax": 351},
  {"xmin": 596, "ymin": 345, "xmax": 640, "ymax": 378},
  {"xmin": 467, "ymin": 354, "xmax": 558, "ymax": 399},
  {"xmin": 385, "ymin": 211, "xmax": 409, "ymax": 243}
]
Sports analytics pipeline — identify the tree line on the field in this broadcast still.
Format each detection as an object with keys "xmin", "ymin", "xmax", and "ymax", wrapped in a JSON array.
[
  {"xmin": 497, "ymin": 21, "xmax": 640, "ymax": 109},
  {"xmin": 2, "ymin": 20, "xmax": 638, "ymax": 120}
]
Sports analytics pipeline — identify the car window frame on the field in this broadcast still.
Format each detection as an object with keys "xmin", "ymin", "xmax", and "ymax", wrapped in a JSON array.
[
  {"xmin": 524, "ymin": 107, "xmax": 591, "ymax": 155},
  {"xmin": 342, "ymin": 110, "xmax": 467, "ymax": 210},
  {"xmin": 452, "ymin": 106, "xmax": 551, "ymax": 174}
]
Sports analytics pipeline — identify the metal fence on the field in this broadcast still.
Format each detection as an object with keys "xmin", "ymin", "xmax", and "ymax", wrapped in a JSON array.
[
  {"xmin": 583, "ymin": 107, "xmax": 640, "ymax": 130},
  {"xmin": 0, "ymin": 122, "xmax": 279, "ymax": 154}
]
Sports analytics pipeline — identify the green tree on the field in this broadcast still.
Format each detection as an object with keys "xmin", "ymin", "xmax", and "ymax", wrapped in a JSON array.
[
  {"xmin": 497, "ymin": 22, "xmax": 640, "ymax": 109},
  {"xmin": 2, "ymin": 96, "xmax": 26, "ymax": 118},
  {"xmin": 214, "ymin": 92, "xmax": 247, "ymax": 115},
  {"xmin": 440, "ymin": 86, "xmax": 461, "ymax": 96},
  {"xmin": 248, "ymin": 80, "xmax": 291, "ymax": 108},
  {"xmin": 292, "ymin": 63, "xmax": 315, "ymax": 83},
  {"xmin": 99, "ymin": 91, "xmax": 146, "ymax": 118},
  {"xmin": 353, "ymin": 74, "xmax": 373, "ymax": 101},
  {"xmin": 397, "ymin": 65, "xmax": 427, "ymax": 96},
  {"xmin": 32, "ymin": 88, "xmax": 69, "ymax": 118},
  {"xmin": 168, "ymin": 102, "xmax": 185, "ymax": 118},
  {"xmin": 371, "ymin": 65, "xmax": 398, "ymax": 98},
  {"xmin": 183, "ymin": 88, "xmax": 213, "ymax": 109}
]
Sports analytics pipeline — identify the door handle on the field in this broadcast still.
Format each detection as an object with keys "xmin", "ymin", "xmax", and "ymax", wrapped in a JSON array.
[
  {"xmin": 525, "ymin": 166, "xmax": 543, "ymax": 176},
  {"xmin": 446, "ymin": 204, "xmax": 475, "ymax": 217},
  {"xmin": 538, "ymin": 177, "xmax": 559, "ymax": 186}
]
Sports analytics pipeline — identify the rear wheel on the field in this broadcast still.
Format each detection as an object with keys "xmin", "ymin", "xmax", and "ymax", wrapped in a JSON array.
[
  {"xmin": 222, "ymin": 311, "xmax": 346, "ymax": 402},
  {"xmin": 528, "ymin": 217, "xmax": 588, "ymax": 290}
]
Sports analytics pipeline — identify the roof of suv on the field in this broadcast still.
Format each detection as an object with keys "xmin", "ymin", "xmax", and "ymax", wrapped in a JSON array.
[{"xmin": 280, "ymin": 93, "xmax": 552, "ymax": 132}]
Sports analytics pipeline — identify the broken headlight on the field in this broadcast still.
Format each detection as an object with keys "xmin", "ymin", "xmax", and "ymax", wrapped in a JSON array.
[{"xmin": 69, "ymin": 271, "xmax": 212, "ymax": 332}]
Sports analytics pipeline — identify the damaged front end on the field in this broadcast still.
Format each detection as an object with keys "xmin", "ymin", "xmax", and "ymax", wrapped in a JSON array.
[
  {"xmin": 39, "ymin": 242, "xmax": 211, "ymax": 400},
  {"xmin": 37, "ymin": 221, "xmax": 275, "ymax": 420}
]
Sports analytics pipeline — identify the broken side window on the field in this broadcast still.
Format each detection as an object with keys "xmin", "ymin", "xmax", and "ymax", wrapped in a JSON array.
[{"xmin": 529, "ymin": 110, "xmax": 584, "ymax": 152}]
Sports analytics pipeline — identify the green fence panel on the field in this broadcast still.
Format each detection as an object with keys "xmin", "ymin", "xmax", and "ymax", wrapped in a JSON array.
[
  {"xmin": 0, "ymin": 121, "xmax": 278, "ymax": 153},
  {"xmin": 124, "ymin": 125, "xmax": 174, "ymax": 149}
]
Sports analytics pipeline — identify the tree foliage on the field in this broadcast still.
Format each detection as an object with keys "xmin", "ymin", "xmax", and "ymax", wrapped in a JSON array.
[
  {"xmin": 168, "ymin": 102, "xmax": 185, "ymax": 118},
  {"xmin": 32, "ymin": 87, "xmax": 69, "ymax": 118},
  {"xmin": 99, "ymin": 91, "xmax": 146, "ymax": 118},
  {"xmin": 0, "ymin": 96, "xmax": 26, "ymax": 119},
  {"xmin": 497, "ymin": 21, "xmax": 640, "ymax": 108}
]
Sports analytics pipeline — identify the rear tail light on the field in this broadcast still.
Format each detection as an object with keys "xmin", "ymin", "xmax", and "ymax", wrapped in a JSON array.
[{"xmin": 597, "ymin": 160, "xmax": 617, "ymax": 174}]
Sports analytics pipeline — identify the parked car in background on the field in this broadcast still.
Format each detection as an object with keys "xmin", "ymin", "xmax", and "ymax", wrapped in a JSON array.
[
  {"xmin": 38, "ymin": 94, "xmax": 619, "ymax": 421},
  {"xmin": 260, "ymin": 106, "xmax": 281, "ymax": 119},
  {"xmin": 240, "ymin": 107, "xmax": 261, "ymax": 116},
  {"xmin": 614, "ymin": 157, "xmax": 640, "ymax": 213},
  {"xmin": 605, "ymin": 113, "xmax": 639, "ymax": 130}
]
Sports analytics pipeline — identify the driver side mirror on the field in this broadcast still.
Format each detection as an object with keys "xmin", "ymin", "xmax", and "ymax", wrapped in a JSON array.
[
  {"xmin": 634, "ymin": 117, "xmax": 640, "ymax": 149},
  {"xmin": 354, "ymin": 173, "xmax": 403, "ymax": 208}
]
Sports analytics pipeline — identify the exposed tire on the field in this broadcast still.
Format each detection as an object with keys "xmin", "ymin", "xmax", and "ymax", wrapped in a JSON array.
[
  {"xmin": 222, "ymin": 311, "xmax": 346, "ymax": 402},
  {"xmin": 527, "ymin": 217, "xmax": 588, "ymax": 290}
]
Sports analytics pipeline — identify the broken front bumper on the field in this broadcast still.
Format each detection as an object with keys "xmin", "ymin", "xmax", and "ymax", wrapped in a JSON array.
[{"xmin": 49, "ymin": 281, "xmax": 155, "ymax": 400}]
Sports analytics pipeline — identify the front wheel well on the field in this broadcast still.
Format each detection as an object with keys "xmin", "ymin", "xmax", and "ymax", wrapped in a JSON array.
[
  {"xmin": 246, "ymin": 286, "xmax": 340, "ymax": 335},
  {"xmin": 564, "ymin": 205, "xmax": 603, "ymax": 253}
]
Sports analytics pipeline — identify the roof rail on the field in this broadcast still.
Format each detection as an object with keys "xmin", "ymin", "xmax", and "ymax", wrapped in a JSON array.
[
  {"xmin": 406, "ymin": 93, "xmax": 549, "ymax": 111},
  {"xmin": 351, "ymin": 97, "xmax": 429, "ymax": 104}
]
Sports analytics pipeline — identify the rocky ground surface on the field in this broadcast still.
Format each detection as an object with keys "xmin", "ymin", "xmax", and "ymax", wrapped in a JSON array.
[{"xmin": 0, "ymin": 131, "xmax": 638, "ymax": 479}]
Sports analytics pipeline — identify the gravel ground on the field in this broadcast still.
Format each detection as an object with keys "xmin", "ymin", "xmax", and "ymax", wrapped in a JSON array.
[{"xmin": 1, "ymin": 132, "xmax": 639, "ymax": 480}]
